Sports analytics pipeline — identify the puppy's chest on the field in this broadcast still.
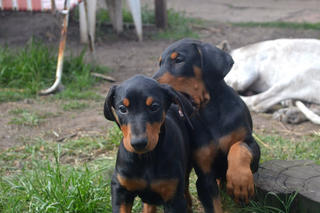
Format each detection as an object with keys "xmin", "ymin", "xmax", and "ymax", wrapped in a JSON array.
[
  {"xmin": 191, "ymin": 117, "xmax": 248, "ymax": 152},
  {"xmin": 117, "ymin": 172, "xmax": 179, "ymax": 202}
]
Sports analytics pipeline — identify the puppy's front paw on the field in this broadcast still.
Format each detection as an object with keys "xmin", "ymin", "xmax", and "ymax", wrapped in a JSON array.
[{"xmin": 226, "ymin": 167, "xmax": 254, "ymax": 204}]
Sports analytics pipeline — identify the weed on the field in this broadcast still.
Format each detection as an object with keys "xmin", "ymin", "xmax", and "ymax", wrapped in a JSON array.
[
  {"xmin": 9, "ymin": 109, "xmax": 40, "ymax": 127},
  {"xmin": 9, "ymin": 108, "xmax": 27, "ymax": 115},
  {"xmin": 61, "ymin": 101, "xmax": 88, "ymax": 111},
  {"xmin": 219, "ymin": 187, "xmax": 299, "ymax": 213},
  {"xmin": 241, "ymin": 191, "xmax": 299, "ymax": 213}
]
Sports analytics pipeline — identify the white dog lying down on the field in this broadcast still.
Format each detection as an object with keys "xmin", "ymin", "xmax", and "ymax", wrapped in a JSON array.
[{"xmin": 218, "ymin": 38, "xmax": 320, "ymax": 125}]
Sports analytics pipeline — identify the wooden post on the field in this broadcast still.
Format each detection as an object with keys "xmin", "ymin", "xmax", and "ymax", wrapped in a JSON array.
[
  {"xmin": 105, "ymin": 0, "xmax": 123, "ymax": 34},
  {"xmin": 79, "ymin": 2, "xmax": 88, "ymax": 43},
  {"xmin": 155, "ymin": 0, "xmax": 167, "ymax": 29}
]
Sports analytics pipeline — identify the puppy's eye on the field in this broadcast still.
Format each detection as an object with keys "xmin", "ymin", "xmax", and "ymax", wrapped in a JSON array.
[
  {"xmin": 175, "ymin": 57, "xmax": 184, "ymax": 64},
  {"xmin": 119, "ymin": 105, "xmax": 127, "ymax": 114},
  {"xmin": 150, "ymin": 103, "xmax": 160, "ymax": 112}
]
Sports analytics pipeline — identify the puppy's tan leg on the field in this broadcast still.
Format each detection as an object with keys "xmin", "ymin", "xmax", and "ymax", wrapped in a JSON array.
[{"xmin": 226, "ymin": 142, "xmax": 254, "ymax": 204}]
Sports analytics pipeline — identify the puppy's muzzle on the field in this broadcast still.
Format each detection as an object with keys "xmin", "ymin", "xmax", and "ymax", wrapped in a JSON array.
[{"xmin": 131, "ymin": 137, "xmax": 148, "ymax": 151}]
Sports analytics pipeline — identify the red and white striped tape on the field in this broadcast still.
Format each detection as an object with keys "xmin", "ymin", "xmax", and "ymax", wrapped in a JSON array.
[{"xmin": 0, "ymin": 0, "xmax": 81, "ymax": 11}]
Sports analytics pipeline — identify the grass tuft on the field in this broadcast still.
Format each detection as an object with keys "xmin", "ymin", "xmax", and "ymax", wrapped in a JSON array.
[
  {"xmin": 9, "ymin": 109, "xmax": 40, "ymax": 127},
  {"xmin": 0, "ymin": 39, "xmax": 111, "ymax": 102},
  {"xmin": 61, "ymin": 101, "xmax": 89, "ymax": 111}
]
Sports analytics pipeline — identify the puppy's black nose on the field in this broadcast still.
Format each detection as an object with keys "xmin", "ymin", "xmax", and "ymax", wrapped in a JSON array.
[{"xmin": 131, "ymin": 137, "xmax": 148, "ymax": 151}]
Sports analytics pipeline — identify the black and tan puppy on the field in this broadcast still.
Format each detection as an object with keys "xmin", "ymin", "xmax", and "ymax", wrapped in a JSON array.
[
  {"xmin": 153, "ymin": 39, "xmax": 261, "ymax": 212},
  {"xmin": 104, "ymin": 75, "xmax": 195, "ymax": 213}
]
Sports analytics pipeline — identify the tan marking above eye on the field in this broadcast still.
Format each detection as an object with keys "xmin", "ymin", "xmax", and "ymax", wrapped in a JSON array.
[
  {"xmin": 123, "ymin": 98, "xmax": 130, "ymax": 107},
  {"xmin": 117, "ymin": 174, "xmax": 147, "ymax": 191},
  {"xmin": 150, "ymin": 179, "xmax": 179, "ymax": 201},
  {"xmin": 170, "ymin": 52, "xmax": 178, "ymax": 60},
  {"xmin": 159, "ymin": 56, "xmax": 162, "ymax": 63},
  {"xmin": 146, "ymin": 97, "xmax": 154, "ymax": 106}
]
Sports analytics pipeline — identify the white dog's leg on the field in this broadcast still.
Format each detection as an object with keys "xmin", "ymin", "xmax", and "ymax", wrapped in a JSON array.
[
  {"xmin": 240, "ymin": 80, "xmax": 293, "ymax": 112},
  {"xmin": 241, "ymin": 64, "xmax": 320, "ymax": 112},
  {"xmin": 296, "ymin": 101, "xmax": 320, "ymax": 125},
  {"xmin": 272, "ymin": 107, "xmax": 308, "ymax": 124}
]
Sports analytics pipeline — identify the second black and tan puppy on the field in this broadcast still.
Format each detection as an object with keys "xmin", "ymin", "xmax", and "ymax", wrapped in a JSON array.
[
  {"xmin": 104, "ymin": 75, "xmax": 195, "ymax": 213},
  {"xmin": 153, "ymin": 39, "xmax": 261, "ymax": 212}
]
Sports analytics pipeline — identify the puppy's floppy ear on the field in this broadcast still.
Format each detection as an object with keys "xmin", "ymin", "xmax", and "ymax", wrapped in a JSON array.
[
  {"xmin": 196, "ymin": 42, "xmax": 234, "ymax": 82},
  {"xmin": 162, "ymin": 84, "xmax": 195, "ymax": 129},
  {"xmin": 104, "ymin": 85, "xmax": 118, "ymax": 122}
]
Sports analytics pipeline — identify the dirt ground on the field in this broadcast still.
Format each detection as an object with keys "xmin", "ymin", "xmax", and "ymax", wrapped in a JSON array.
[{"xmin": 0, "ymin": 1, "xmax": 320, "ymax": 150}]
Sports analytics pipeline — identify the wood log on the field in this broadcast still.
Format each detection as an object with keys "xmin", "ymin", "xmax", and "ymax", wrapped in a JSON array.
[
  {"xmin": 253, "ymin": 160, "xmax": 320, "ymax": 213},
  {"xmin": 90, "ymin": 72, "xmax": 116, "ymax": 82},
  {"xmin": 155, "ymin": 0, "xmax": 167, "ymax": 29}
]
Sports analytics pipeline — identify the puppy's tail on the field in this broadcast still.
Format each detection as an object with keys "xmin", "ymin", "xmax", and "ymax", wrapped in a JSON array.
[{"xmin": 296, "ymin": 101, "xmax": 320, "ymax": 125}]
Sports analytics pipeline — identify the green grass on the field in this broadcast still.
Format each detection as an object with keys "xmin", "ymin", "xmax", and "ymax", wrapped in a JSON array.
[
  {"xmin": 231, "ymin": 21, "xmax": 320, "ymax": 31},
  {"xmin": 254, "ymin": 133, "xmax": 320, "ymax": 164},
  {"xmin": 0, "ymin": 39, "xmax": 111, "ymax": 103},
  {"xmin": 0, "ymin": 129, "xmax": 117, "ymax": 212},
  {"xmin": 0, "ymin": 145, "xmax": 113, "ymax": 212},
  {"xmin": 61, "ymin": 101, "xmax": 89, "ymax": 111},
  {"xmin": 1, "ymin": 123, "xmax": 318, "ymax": 212},
  {"xmin": 0, "ymin": 123, "xmax": 148, "ymax": 212},
  {"xmin": 9, "ymin": 109, "xmax": 40, "ymax": 127},
  {"xmin": 155, "ymin": 8, "xmax": 204, "ymax": 40}
]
